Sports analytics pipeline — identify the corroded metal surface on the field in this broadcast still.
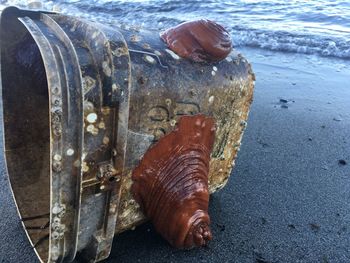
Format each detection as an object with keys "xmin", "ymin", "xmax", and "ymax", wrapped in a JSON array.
[{"xmin": 0, "ymin": 6, "xmax": 254, "ymax": 263}]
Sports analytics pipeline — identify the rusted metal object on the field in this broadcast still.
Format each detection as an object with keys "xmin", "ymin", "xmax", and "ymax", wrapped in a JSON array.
[{"xmin": 0, "ymin": 6, "xmax": 254, "ymax": 263}]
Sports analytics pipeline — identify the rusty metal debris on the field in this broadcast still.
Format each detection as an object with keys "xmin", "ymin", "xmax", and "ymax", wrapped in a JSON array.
[{"xmin": 0, "ymin": 6, "xmax": 254, "ymax": 263}]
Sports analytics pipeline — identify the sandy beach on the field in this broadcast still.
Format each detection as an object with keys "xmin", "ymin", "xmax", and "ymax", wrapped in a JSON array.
[{"xmin": 0, "ymin": 46, "xmax": 349, "ymax": 262}]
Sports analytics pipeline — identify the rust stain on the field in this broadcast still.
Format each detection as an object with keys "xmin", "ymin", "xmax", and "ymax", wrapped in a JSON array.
[
  {"xmin": 160, "ymin": 19, "xmax": 232, "ymax": 63},
  {"xmin": 132, "ymin": 114, "xmax": 216, "ymax": 248}
]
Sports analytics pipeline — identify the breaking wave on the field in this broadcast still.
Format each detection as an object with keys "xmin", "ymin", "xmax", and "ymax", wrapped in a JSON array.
[{"xmin": 2, "ymin": 0, "xmax": 350, "ymax": 59}]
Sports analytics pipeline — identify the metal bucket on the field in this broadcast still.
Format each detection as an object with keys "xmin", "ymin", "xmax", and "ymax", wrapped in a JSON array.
[{"xmin": 0, "ymin": 6, "xmax": 254, "ymax": 262}]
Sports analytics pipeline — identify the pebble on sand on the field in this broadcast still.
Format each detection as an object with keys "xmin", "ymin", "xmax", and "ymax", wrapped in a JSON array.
[{"xmin": 338, "ymin": 159, "xmax": 347, "ymax": 165}]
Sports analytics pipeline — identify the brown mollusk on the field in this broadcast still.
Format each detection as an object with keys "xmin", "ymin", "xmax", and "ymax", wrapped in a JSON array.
[
  {"xmin": 160, "ymin": 19, "xmax": 232, "ymax": 62},
  {"xmin": 131, "ymin": 115, "xmax": 216, "ymax": 248}
]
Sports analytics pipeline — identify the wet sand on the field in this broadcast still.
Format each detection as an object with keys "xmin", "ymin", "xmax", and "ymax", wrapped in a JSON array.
[{"xmin": 1, "ymin": 47, "xmax": 350, "ymax": 262}]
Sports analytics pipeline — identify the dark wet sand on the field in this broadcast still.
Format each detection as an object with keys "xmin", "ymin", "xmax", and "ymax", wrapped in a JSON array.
[{"xmin": 1, "ymin": 47, "xmax": 350, "ymax": 263}]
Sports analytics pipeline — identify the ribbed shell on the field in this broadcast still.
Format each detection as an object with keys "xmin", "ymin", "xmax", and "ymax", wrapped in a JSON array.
[
  {"xmin": 132, "ymin": 114, "xmax": 216, "ymax": 248},
  {"xmin": 160, "ymin": 19, "xmax": 232, "ymax": 62}
]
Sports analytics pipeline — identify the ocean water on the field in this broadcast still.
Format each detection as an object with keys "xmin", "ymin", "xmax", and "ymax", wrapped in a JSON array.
[{"xmin": 1, "ymin": 0, "xmax": 350, "ymax": 59}]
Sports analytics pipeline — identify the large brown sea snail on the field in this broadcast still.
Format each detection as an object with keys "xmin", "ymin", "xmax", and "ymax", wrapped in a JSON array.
[
  {"xmin": 131, "ymin": 114, "xmax": 216, "ymax": 248},
  {"xmin": 160, "ymin": 19, "xmax": 232, "ymax": 62}
]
